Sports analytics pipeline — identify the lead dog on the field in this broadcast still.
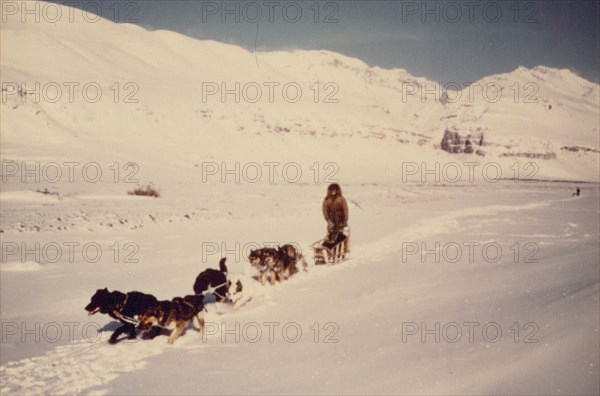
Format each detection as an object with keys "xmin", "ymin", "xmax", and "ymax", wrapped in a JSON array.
[
  {"xmin": 138, "ymin": 294, "xmax": 205, "ymax": 345},
  {"xmin": 84, "ymin": 288, "xmax": 158, "ymax": 344}
]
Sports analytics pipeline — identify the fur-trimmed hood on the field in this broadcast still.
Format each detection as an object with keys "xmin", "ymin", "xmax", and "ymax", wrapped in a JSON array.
[{"xmin": 327, "ymin": 183, "xmax": 342, "ymax": 196}]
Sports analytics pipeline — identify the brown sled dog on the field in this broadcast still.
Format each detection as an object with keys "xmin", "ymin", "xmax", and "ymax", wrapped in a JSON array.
[
  {"xmin": 248, "ymin": 244, "xmax": 307, "ymax": 285},
  {"xmin": 138, "ymin": 294, "xmax": 205, "ymax": 345}
]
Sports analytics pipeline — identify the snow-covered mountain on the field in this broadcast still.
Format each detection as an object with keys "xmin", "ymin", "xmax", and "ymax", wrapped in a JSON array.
[{"xmin": 1, "ymin": 2, "xmax": 599, "ymax": 185}]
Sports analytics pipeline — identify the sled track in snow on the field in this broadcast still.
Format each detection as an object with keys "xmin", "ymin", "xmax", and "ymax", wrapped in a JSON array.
[{"xmin": 0, "ymin": 334, "xmax": 163, "ymax": 395}]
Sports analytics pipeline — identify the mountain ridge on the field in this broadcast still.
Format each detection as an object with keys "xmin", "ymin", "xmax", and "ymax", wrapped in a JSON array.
[{"xmin": 1, "ymin": 2, "xmax": 598, "ymax": 183}]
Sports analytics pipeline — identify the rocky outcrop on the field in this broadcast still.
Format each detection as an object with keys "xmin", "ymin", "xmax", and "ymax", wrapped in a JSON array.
[
  {"xmin": 561, "ymin": 146, "xmax": 600, "ymax": 153},
  {"xmin": 440, "ymin": 129, "xmax": 483, "ymax": 154},
  {"xmin": 440, "ymin": 129, "xmax": 463, "ymax": 153},
  {"xmin": 499, "ymin": 152, "xmax": 557, "ymax": 160}
]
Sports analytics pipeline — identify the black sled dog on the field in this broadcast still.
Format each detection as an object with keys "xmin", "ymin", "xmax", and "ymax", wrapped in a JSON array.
[
  {"xmin": 193, "ymin": 258, "xmax": 230, "ymax": 302},
  {"xmin": 84, "ymin": 288, "xmax": 159, "ymax": 344}
]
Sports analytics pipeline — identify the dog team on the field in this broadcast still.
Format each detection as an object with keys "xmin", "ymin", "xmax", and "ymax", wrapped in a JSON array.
[
  {"xmin": 85, "ymin": 184, "xmax": 349, "ymax": 345},
  {"xmin": 85, "ymin": 245, "xmax": 305, "ymax": 345}
]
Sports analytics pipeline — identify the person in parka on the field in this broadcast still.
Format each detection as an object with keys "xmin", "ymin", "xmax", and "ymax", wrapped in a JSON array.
[{"xmin": 322, "ymin": 183, "xmax": 349, "ymax": 235}]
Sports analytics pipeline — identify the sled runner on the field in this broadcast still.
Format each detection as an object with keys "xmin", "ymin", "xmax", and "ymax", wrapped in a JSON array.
[{"xmin": 311, "ymin": 226, "xmax": 350, "ymax": 265}]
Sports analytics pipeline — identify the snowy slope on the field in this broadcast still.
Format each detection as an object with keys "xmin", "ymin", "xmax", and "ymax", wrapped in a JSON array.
[{"xmin": 1, "ymin": 2, "xmax": 599, "ymax": 186}]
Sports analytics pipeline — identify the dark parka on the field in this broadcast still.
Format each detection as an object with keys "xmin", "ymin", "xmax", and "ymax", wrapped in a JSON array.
[{"xmin": 322, "ymin": 183, "xmax": 349, "ymax": 232}]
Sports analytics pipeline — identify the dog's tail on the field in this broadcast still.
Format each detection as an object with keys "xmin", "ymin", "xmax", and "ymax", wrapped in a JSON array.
[{"xmin": 219, "ymin": 257, "xmax": 228, "ymax": 273}]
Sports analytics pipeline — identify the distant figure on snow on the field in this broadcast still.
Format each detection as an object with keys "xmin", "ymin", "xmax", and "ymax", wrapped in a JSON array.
[{"xmin": 572, "ymin": 187, "xmax": 581, "ymax": 197}]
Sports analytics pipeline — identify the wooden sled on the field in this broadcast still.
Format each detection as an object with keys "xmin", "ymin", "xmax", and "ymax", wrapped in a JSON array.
[{"xmin": 311, "ymin": 227, "xmax": 350, "ymax": 265}]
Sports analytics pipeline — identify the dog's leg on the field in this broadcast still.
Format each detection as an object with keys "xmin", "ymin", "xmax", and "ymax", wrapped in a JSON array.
[
  {"xmin": 301, "ymin": 256, "xmax": 308, "ymax": 271},
  {"xmin": 277, "ymin": 269, "xmax": 285, "ymax": 283},
  {"xmin": 144, "ymin": 326, "xmax": 161, "ymax": 340},
  {"xmin": 270, "ymin": 269, "xmax": 277, "ymax": 285},
  {"xmin": 259, "ymin": 271, "xmax": 266, "ymax": 285},
  {"xmin": 109, "ymin": 324, "xmax": 128, "ymax": 344},
  {"xmin": 167, "ymin": 322, "xmax": 186, "ymax": 345},
  {"xmin": 195, "ymin": 314, "xmax": 205, "ymax": 338},
  {"xmin": 126, "ymin": 323, "xmax": 137, "ymax": 339}
]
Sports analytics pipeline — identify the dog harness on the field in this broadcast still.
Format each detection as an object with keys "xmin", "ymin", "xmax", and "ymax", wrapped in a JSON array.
[
  {"xmin": 114, "ymin": 294, "xmax": 129, "ymax": 313},
  {"xmin": 203, "ymin": 280, "xmax": 229, "ymax": 301},
  {"xmin": 111, "ymin": 294, "xmax": 139, "ymax": 324},
  {"xmin": 113, "ymin": 310, "xmax": 139, "ymax": 325}
]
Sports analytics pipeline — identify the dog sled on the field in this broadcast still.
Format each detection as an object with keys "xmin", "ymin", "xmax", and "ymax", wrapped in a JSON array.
[{"xmin": 311, "ymin": 226, "xmax": 350, "ymax": 265}]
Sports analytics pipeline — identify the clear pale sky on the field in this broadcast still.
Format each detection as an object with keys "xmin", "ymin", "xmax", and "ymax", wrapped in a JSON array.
[{"xmin": 51, "ymin": 0, "xmax": 599, "ymax": 84}]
